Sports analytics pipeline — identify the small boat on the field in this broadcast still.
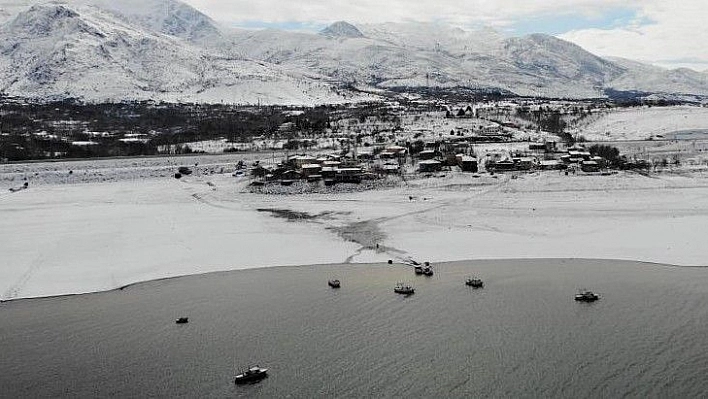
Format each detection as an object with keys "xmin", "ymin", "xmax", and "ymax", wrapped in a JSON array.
[
  {"xmin": 422, "ymin": 267, "xmax": 434, "ymax": 276},
  {"xmin": 328, "ymin": 279, "xmax": 341, "ymax": 288},
  {"xmin": 465, "ymin": 277, "xmax": 484, "ymax": 288},
  {"xmin": 175, "ymin": 317, "xmax": 189, "ymax": 324},
  {"xmin": 414, "ymin": 266, "xmax": 423, "ymax": 275},
  {"xmin": 574, "ymin": 290, "xmax": 599, "ymax": 302},
  {"xmin": 394, "ymin": 283, "xmax": 415, "ymax": 295},
  {"xmin": 235, "ymin": 366, "xmax": 268, "ymax": 384}
]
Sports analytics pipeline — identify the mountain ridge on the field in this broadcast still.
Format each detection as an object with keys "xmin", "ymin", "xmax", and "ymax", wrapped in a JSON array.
[{"xmin": 0, "ymin": 1, "xmax": 706, "ymax": 104}]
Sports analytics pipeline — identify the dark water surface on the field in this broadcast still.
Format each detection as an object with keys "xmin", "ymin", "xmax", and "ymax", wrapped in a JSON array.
[{"xmin": 1, "ymin": 259, "xmax": 707, "ymax": 398}]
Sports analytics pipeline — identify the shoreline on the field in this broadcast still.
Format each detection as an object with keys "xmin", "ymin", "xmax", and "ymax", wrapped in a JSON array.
[{"xmin": 2, "ymin": 257, "xmax": 706, "ymax": 304}]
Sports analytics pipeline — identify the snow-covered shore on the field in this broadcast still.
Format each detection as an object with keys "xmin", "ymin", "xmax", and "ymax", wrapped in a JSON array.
[{"xmin": 2, "ymin": 162, "xmax": 708, "ymax": 300}]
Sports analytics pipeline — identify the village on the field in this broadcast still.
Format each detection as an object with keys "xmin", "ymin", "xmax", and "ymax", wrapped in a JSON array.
[
  {"xmin": 246, "ymin": 140, "xmax": 622, "ymax": 189},
  {"xmin": 162, "ymin": 100, "xmax": 708, "ymax": 192},
  {"xmin": 242, "ymin": 108, "xmax": 663, "ymax": 193}
]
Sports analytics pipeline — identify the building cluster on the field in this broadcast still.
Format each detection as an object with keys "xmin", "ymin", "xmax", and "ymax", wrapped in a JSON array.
[
  {"xmin": 250, "ymin": 134, "xmax": 641, "ymax": 187},
  {"xmin": 485, "ymin": 143, "xmax": 613, "ymax": 173}
]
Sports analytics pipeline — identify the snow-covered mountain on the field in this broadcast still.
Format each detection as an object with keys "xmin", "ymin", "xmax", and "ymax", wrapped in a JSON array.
[
  {"xmin": 606, "ymin": 57, "xmax": 708, "ymax": 96},
  {"xmin": 0, "ymin": 0, "xmax": 707, "ymax": 103},
  {"xmin": 227, "ymin": 23, "xmax": 627, "ymax": 98},
  {"xmin": 320, "ymin": 21, "xmax": 364, "ymax": 39},
  {"xmin": 76, "ymin": 0, "xmax": 222, "ymax": 43},
  {"xmin": 0, "ymin": 1, "xmax": 363, "ymax": 104}
]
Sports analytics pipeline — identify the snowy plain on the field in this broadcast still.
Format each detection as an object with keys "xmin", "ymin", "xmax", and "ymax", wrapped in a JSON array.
[
  {"xmin": 2, "ymin": 155, "xmax": 708, "ymax": 300},
  {"xmin": 577, "ymin": 105, "xmax": 708, "ymax": 141}
]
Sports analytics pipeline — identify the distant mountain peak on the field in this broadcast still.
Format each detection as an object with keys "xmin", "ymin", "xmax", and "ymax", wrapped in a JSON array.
[
  {"xmin": 82, "ymin": 0, "xmax": 222, "ymax": 41},
  {"xmin": 6, "ymin": 3, "xmax": 84, "ymax": 37},
  {"xmin": 320, "ymin": 21, "xmax": 364, "ymax": 38}
]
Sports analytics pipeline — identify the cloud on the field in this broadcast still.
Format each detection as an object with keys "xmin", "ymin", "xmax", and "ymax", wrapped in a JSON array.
[
  {"xmin": 183, "ymin": 0, "xmax": 705, "ymax": 70},
  {"xmin": 184, "ymin": 0, "xmax": 634, "ymax": 26},
  {"xmin": 559, "ymin": 0, "xmax": 708, "ymax": 70}
]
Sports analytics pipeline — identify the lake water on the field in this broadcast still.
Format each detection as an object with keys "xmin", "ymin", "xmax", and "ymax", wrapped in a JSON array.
[{"xmin": 1, "ymin": 259, "xmax": 707, "ymax": 398}]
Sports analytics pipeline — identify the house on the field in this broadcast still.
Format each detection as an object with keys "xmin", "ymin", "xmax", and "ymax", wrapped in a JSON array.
[
  {"xmin": 419, "ymin": 150, "xmax": 437, "ymax": 160},
  {"xmin": 539, "ymin": 160, "xmax": 563, "ymax": 170},
  {"xmin": 322, "ymin": 160, "xmax": 342, "ymax": 168},
  {"xmin": 458, "ymin": 156, "xmax": 478, "ymax": 172},
  {"xmin": 289, "ymin": 155, "xmax": 317, "ymax": 168},
  {"xmin": 515, "ymin": 157, "xmax": 535, "ymax": 170},
  {"xmin": 580, "ymin": 160, "xmax": 600, "ymax": 172},
  {"xmin": 529, "ymin": 141, "xmax": 557, "ymax": 152},
  {"xmin": 385, "ymin": 145, "xmax": 406, "ymax": 154},
  {"xmin": 281, "ymin": 170, "xmax": 301, "ymax": 180},
  {"xmin": 591, "ymin": 156, "xmax": 607, "ymax": 168},
  {"xmin": 321, "ymin": 166, "xmax": 337, "ymax": 179},
  {"xmin": 300, "ymin": 164, "xmax": 322, "ymax": 177},
  {"xmin": 418, "ymin": 159, "xmax": 442, "ymax": 173},
  {"xmin": 336, "ymin": 167, "xmax": 363, "ymax": 183},
  {"xmin": 489, "ymin": 160, "xmax": 516, "ymax": 171},
  {"xmin": 381, "ymin": 163, "xmax": 400, "ymax": 174}
]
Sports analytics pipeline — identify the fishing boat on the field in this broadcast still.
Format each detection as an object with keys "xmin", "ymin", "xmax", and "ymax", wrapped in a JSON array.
[
  {"xmin": 328, "ymin": 279, "xmax": 341, "ymax": 288},
  {"xmin": 235, "ymin": 366, "xmax": 268, "ymax": 384},
  {"xmin": 422, "ymin": 267, "xmax": 433, "ymax": 276},
  {"xmin": 175, "ymin": 317, "xmax": 189, "ymax": 324},
  {"xmin": 414, "ymin": 266, "xmax": 424, "ymax": 275},
  {"xmin": 465, "ymin": 277, "xmax": 484, "ymax": 288},
  {"xmin": 574, "ymin": 290, "xmax": 599, "ymax": 302},
  {"xmin": 394, "ymin": 283, "xmax": 415, "ymax": 295}
]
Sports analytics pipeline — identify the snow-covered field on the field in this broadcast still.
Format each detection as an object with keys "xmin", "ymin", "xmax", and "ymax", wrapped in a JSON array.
[
  {"xmin": 578, "ymin": 105, "xmax": 708, "ymax": 141},
  {"xmin": 2, "ymin": 156, "xmax": 708, "ymax": 300}
]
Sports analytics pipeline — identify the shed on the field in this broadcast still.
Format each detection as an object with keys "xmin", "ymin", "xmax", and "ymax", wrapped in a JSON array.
[{"xmin": 459, "ymin": 156, "xmax": 478, "ymax": 172}]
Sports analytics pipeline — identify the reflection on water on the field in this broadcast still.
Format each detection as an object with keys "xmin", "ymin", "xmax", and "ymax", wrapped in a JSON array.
[{"xmin": 1, "ymin": 259, "xmax": 707, "ymax": 398}]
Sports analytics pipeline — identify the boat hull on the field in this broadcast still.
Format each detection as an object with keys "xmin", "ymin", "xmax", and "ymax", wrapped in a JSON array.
[
  {"xmin": 235, "ymin": 374, "xmax": 268, "ymax": 384},
  {"xmin": 235, "ymin": 368, "xmax": 268, "ymax": 384}
]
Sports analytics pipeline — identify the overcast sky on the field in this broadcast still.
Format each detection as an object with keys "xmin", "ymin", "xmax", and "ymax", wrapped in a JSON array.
[{"xmin": 183, "ymin": 0, "xmax": 707, "ymax": 71}]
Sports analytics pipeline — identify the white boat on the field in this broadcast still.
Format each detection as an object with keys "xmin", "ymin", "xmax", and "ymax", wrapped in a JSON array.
[{"xmin": 235, "ymin": 366, "xmax": 268, "ymax": 384}]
